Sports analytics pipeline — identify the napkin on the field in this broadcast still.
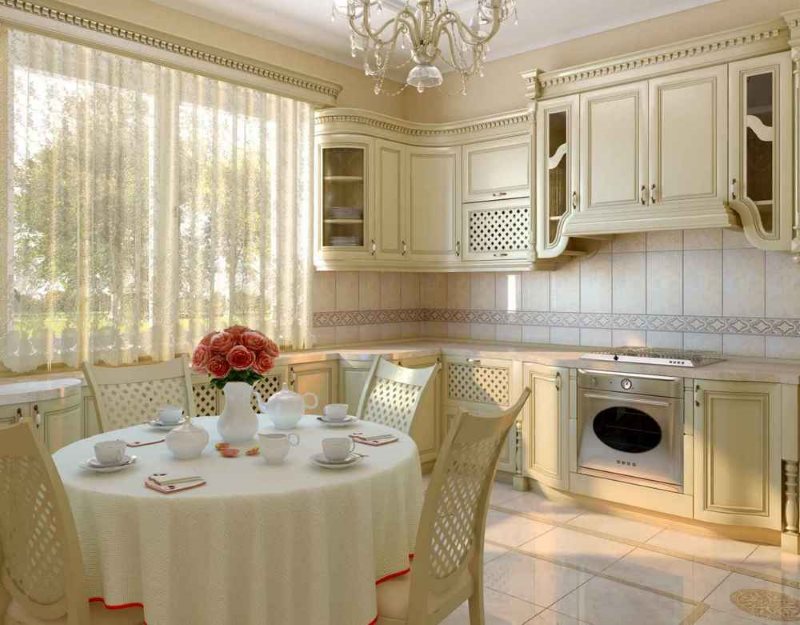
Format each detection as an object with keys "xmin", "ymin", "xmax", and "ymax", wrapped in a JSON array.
[
  {"xmin": 145, "ymin": 474, "xmax": 206, "ymax": 494},
  {"xmin": 350, "ymin": 433, "xmax": 398, "ymax": 446}
]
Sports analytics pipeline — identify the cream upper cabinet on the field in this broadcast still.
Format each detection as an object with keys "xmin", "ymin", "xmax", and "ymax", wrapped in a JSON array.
[
  {"xmin": 462, "ymin": 198, "xmax": 532, "ymax": 262},
  {"xmin": 522, "ymin": 363, "xmax": 569, "ymax": 490},
  {"xmin": 462, "ymin": 135, "xmax": 530, "ymax": 203},
  {"xmin": 374, "ymin": 139, "xmax": 407, "ymax": 261},
  {"xmin": 648, "ymin": 65, "xmax": 727, "ymax": 210},
  {"xmin": 536, "ymin": 94, "xmax": 579, "ymax": 259},
  {"xmin": 578, "ymin": 81, "xmax": 648, "ymax": 214},
  {"xmin": 728, "ymin": 52, "xmax": 793, "ymax": 250},
  {"xmin": 406, "ymin": 146, "xmax": 462, "ymax": 263},
  {"xmin": 693, "ymin": 379, "xmax": 782, "ymax": 529},
  {"xmin": 316, "ymin": 135, "xmax": 375, "ymax": 261}
]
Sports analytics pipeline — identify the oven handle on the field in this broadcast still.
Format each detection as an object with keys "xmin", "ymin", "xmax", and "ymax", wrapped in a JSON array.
[{"xmin": 582, "ymin": 392, "xmax": 672, "ymax": 408}]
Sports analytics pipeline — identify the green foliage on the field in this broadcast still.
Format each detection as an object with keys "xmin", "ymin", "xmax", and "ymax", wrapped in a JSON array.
[{"xmin": 209, "ymin": 368, "xmax": 264, "ymax": 389}]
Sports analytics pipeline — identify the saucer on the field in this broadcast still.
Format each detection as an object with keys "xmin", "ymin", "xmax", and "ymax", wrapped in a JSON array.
[
  {"xmin": 315, "ymin": 415, "xmax": 358, "ymax": 427},
  {"xmin": 311, "ymin": 452, "xmax": 362, "ymax": 470},
  {"xmin": 82, "ymin": 455, "xmax": 137, "ymax": 473},
  {"xmin": 145, "ymin": 419, "xmax": 183, "ymax": 430}
]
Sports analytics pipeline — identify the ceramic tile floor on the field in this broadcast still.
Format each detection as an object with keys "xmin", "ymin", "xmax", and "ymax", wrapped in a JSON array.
[{"xmin": 437, "ymin": 482, "xmax": 800, "ymax": 624}]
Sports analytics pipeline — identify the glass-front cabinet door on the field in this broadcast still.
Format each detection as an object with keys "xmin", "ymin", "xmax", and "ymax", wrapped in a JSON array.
[
  {"xmin": 316, "ymin": 136, "xmax": 374, "ymax": 261},
  {"xmin": 535, "ymin": 94, "xmax": 579, "ymax": 258},
  {"xmin": 729, "ymin": 52, "xmax": 792, "ymax": 250}
]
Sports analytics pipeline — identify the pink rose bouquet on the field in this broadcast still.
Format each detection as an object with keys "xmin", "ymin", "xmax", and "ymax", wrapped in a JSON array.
[{"xmin": 192, "ymin": 326, "xmax": 279, "ymax": 389}]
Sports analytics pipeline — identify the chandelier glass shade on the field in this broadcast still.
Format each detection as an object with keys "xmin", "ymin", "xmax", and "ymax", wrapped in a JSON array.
[{"xmin": 333, "ymin": 0, "xmax": 517, "ymax": 94}]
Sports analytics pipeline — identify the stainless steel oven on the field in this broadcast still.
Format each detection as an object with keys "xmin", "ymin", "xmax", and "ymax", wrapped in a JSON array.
[{"xmin": 577, "ymin": 369, "xmax": 684, "ymax": 492}]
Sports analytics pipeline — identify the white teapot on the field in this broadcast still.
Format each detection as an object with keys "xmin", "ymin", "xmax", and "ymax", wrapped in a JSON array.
[{"xmin": 260, "ymin": 383, "xmax": 318, "ymax": 430}]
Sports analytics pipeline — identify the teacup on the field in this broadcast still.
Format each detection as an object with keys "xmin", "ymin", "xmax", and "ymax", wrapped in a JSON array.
[
  {"xmin": 323, "ymin": 403, "xmax": 349, "ymax": 422},
  {"xmin": 258, "ymin": 431, "xmax": 299, "ymax": 464},
  {"xmin": 94, "ymin": 440, "xmax": 127, "ymax": 466},
  {"xmin": 157, "ymin": 405, "xmax": 183, "ymax": 425},
  {"xmin": 322, "ymin": 437, "xmax": 354, "ymax": 462}
]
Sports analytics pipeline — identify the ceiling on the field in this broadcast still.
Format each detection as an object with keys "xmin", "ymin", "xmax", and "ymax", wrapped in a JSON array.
[{"xmin": 153, "ymin": 0, "xmax": 721, "ymax": 72}]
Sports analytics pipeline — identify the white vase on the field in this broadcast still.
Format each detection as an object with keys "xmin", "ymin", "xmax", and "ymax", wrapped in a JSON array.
[
  {"xmin": 166, "ymin": 418, "xmax": 209, "ymax": 460},
  {"xmin": 217, "ymin": 382, "xmax": 259, "ymax": 443}
]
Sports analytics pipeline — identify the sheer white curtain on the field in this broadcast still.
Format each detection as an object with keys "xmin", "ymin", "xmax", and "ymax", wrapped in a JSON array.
[{"xmin": 0, "ymin": 29, "xmax": 312, "ymax": 373}]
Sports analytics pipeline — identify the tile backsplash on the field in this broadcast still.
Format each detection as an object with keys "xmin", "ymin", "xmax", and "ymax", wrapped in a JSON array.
[{"xmin": 312, "ymin": 229, "xmax": 800, "ymax": 360}]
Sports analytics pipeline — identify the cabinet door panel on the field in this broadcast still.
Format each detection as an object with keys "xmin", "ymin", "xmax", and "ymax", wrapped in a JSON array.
[
  {"xmin": 291, "ymin": 362, "xmax": 338, "ymax": 413},
  {"xmin": 400, "ymin": 355, "xmax": 441, "ymax": 464},
  {"xmin": 694, "ymin": 380, "xmax": 781, "ymax": 528},
  {"xmin": 523, "ymin": 364, "xmax": 568, "ymax": 490},
  {"xmin": 407, "ymin": 147, "xmax": 460, "ymax": 262},
  {"xmin": 463, "ymin": 136, "xmax": 530, "ymax": 203},
  {"xmin": 339, "ymin": 358, "xmax": 373, "ymax": 415},
  {"xmin": 649, "ymin": 66, "xmax": 726, "ymax": 206},
  {"xmin": 376, "ymin": 140, "xmax": 405, "ymax": 260},
  {"xmin": 580, "ymin": 82, "xmax": 648, "ymax": 210},
  {"xmin": 41, "ymin": 394, "xmax": 83, "ymax": 453}
]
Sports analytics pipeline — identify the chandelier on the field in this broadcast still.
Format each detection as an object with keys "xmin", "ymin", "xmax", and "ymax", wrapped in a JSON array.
[{"xmin": 333, "ymin": 0, "xmax": 517, "ymax": 94}]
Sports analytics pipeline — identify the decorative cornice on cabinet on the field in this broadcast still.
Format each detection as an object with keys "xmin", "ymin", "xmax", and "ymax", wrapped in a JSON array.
[
  {"xmin": 0, "ymin": 0, "xmax": 341, "ymax": 105},
  {"xmin": 315, "ymin": 107, "xmax": 532, "ymax": 145},
  {"xmin": 523, "ymin": 18, "xmax": 790, "ymax": 99},
  {"xmin": 314, "ymin": 308, "xmax": 800, "ymax": 338}
]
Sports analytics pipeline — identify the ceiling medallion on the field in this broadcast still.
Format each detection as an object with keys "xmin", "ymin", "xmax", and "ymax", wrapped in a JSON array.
[{"xmin": 332, "ymin": 0, "xmax": 517, "ymax": 95}]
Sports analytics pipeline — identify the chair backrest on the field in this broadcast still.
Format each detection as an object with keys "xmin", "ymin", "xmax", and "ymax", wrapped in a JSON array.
[
  {"xmin": 83, "ymin": 356, "xmax": 196, "ymax": 432},
  {"xmin": 355, "ymin": 356, "xmax": 438, "ymax": 434},
  {"xmin": 0, "ymin": 422, "xmax": 89, "ymax": 625},
  {"xmin": 407, "ymin": 388, "xmax": 531, "ymax": 622}
]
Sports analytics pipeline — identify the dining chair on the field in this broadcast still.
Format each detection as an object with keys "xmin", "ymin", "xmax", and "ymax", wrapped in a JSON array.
[
  {"xmin": 356, "ymin": 356, "xmax": 438, "ymax": 434},
  {"xmin": 376, "ymin": 387, "xmax": 531, "ymax": 625},
  {"xmin": 83, "ymin": 356, "xmax": 195, "ymax": 433},
  {"xmin": 0, "ymin": 422, "xmax": 144, "ymax": 625}
]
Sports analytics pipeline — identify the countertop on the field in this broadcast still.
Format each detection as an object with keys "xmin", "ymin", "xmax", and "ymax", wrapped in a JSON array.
[
  {"xmin": 3, "ymin": 340, "xmax": 800, "ymax": 392},
  {"xmin": 0, "ymin": 377, "xmax": 82, "ymax": 406}
]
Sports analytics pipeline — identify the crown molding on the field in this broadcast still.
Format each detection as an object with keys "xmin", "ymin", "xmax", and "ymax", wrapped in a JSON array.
[
  {"xmin": 523, "ymin": 18, "xmax": 789, "ymax": 100},
  {"xmin": 315, "ymin": 107, "xmax": 532, "ymax": 145},
  {"xmin": 0, "ymin": 0, "xmax": 342, "ymax": 106}
]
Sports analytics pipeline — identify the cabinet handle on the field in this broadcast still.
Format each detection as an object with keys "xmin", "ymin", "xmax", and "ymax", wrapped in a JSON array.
[
  {"xmin": 15, "ymin": 408, "xmax": 23, "ymax": 423},
  {"xmin": 401, "ymin": 240, "xmax": 407, "ymax": 256},
  {"xmin": 492, "ymin": 191, "xmax": 508, "ymax": 197},
  {"xmin": 456, "ymin": 241, "xmax": 461, "ymax": 257},
  {"xmin": 650, "ymin": 184, "xmax": 657, "ymax": 204},
  {"xmin": 571, "ymin": 191, "xmax": 578, "ymax": 209},
  {"xmin": 33, "ymin": 404, "xmax": 41, "ymax": 428},
  {"xmin": 466, "ymin": 357, "xmax": 481, "ymax": 365},
  {"xmin": 492, "ymin": 252, "xmax": 509, "ymax": 257},
  {"xmin": 640, "ymin": 185, "xmax": 647, "ymax": 205},
  {"xmin": 730, "ymin": 178, "xmax": 737, "ymax": 201},
  {"xmin": 370, "ymin": 239, "xmax": 376, "ymax": 256},
  {"xmin": 555, "ymin": 372, "xmax": 561, "ymax": 392},
  {"xmin": 694, "ymin": 384, "xmax": 702, "ymax": 408},
  {"xmin": 289, "ymin": 367, "xmax": 296, "ymax": 389}
]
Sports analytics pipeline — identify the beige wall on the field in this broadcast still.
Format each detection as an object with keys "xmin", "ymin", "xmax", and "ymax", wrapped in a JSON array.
[
  {"xmin": 401, "ymin": 0, "xmax": 800, "ymax": 123},
  {"xmin": 54, "ymin": 0, "xmax": 405, "ymax": 117}
]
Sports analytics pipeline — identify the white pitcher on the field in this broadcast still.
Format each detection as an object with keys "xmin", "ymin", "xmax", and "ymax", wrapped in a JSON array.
[{"xmin": 217, "ymin": 382, "xmax": 263, "ymax": 443}]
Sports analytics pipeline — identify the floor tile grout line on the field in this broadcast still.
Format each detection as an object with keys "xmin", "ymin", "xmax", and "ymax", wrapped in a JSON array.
[
  {"xmin": 680, "ymin": 602, "xmax": 710, "ymax": 625},
  {"xmin": 489, "ymin": 501, "xmax": 800, "ymax": 590}
]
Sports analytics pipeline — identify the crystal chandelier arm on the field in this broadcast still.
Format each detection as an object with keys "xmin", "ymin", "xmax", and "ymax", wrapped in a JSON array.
[
  {"xmin": 430, "ymin": 3, "xmax": 502, "ymax": 48},
  {"xmin": 349, "ymin": 3, "xmax": 419, "ymax": 46}
]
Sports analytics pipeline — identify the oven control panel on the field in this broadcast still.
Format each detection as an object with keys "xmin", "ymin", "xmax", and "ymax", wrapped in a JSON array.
[{"xmin": 577, "ymin": 369, "xmax": 683, "ymax": 399}]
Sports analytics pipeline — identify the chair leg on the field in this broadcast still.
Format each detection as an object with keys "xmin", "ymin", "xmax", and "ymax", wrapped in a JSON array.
[{"xmin": 468, "ymin": 585, "xmax": 485, "ymax": 625}]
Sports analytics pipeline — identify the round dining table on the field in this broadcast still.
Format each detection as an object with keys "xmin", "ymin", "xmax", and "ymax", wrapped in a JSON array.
[{"xmin": 53, "ymin": 415, "xmax": 423, "ymax": 625}]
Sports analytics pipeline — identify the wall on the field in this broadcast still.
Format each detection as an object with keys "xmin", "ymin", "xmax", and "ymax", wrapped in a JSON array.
[
  {"xmin": 54, "ymin": 0, "xmax": 406, "ymax": 117},
  {"xmin": 313, "ymin": 229, "xmax": 800, "ymax": 360},
  {"xmin": 402, "ymin": 0, "xmax": 800, "ymax": 123}
]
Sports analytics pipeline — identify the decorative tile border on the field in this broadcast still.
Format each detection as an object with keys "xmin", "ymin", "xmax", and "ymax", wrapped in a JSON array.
[{"xmin": 313, "ymin": 308, "xmax": 800, "ymax": 338}]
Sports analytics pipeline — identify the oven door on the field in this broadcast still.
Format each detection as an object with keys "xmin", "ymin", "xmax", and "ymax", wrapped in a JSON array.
[{"xmin": 578, "ymin": 390, "xmax": 683, "ymax": 488}]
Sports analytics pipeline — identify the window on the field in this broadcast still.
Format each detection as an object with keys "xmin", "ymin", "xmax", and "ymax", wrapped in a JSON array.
[{"xmin": 0, "ymin": 29, "xmax": 313, "ymax": 373}]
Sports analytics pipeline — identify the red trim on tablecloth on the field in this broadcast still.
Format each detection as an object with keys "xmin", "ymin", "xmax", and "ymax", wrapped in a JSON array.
[{"xmin": 88, "ymin": 553, "xmax": 415, "ymax": 625}]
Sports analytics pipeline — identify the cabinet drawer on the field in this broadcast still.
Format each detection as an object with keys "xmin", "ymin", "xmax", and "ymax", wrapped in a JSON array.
[
  {"xmin": 462, "ymin": 199, "xmax": 532, "ymax": 262},
  {"xmin": 445, "ymin": 358, "xmax": 511, "ymax": 407}
]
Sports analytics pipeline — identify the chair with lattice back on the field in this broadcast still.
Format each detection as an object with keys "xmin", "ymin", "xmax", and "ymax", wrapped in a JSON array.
[
  {"xmin": 0, "ymin": 422, "xmax": 144, "ymax": 625},
  {"xmin": 356, "ymin": 356, "xmax": 438, "ymax": 434},
  {"xmin": 83, "ymin": 356, "xmax": 196, "ymax": 433},
  {"xmin": 376, "ymin": 387, "xmax": 531, "ymax": 625}
]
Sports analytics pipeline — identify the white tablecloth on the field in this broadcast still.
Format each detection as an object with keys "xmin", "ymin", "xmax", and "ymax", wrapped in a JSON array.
[{"xmin": 53, "ymin": 416, "xmax": 422, "ymax": 625}]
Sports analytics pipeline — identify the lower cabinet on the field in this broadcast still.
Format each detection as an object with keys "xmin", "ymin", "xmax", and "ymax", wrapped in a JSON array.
[
  {"xmin": 290, "ymin": 361, "xmax": 338, "ymax": 413},
  {"xmin": 693, "ymin": 379, "xmax": 782, "ymax": 529},
  {"xmin": 41, "ymin": 392, "xmax": 83, "ymax": 452},
  {"xmin": 522, "ymin": 363, "xmax": 569, "ymax": 490},
  {"xmin": 338, "ymin": 357, "xmax": 374, "ymax": 415}
]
